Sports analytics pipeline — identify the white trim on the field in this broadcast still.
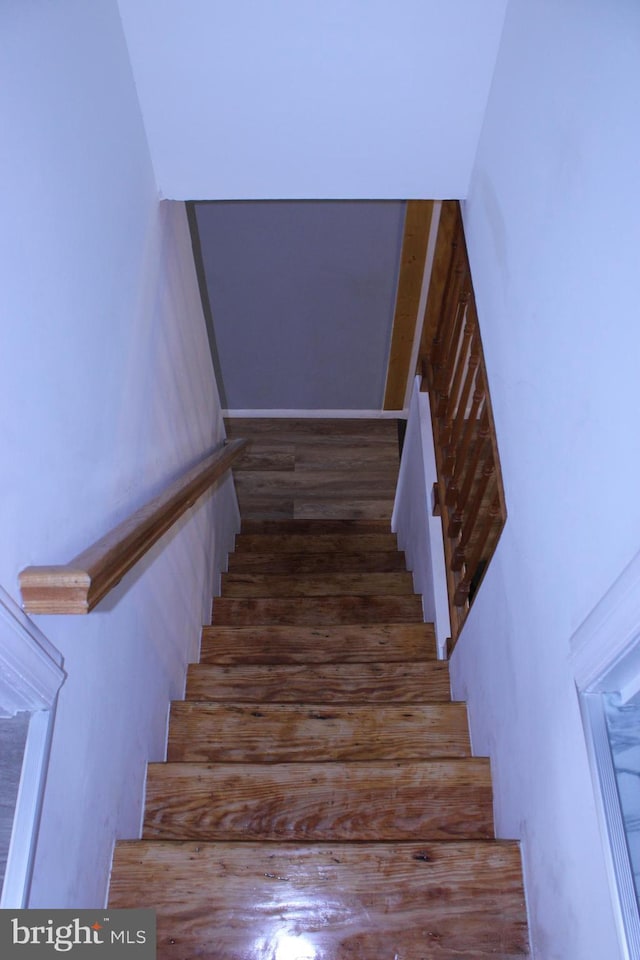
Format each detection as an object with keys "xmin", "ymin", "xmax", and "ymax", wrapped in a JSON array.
[
  {"xmin": 392, "ymin": 378, "xmax": 450, "ymax": 658},
  {"xmin": 0, "ymin": 587, "xmax": 64, "ymax": 718},
  {"xmin": 418, "ymin": 387, "xmax": 451, "ymax": 656},
  {"xmin": 570, "ymin": 552, "xmax": 640, "ymax": 960},
  {"xmin": 580, "ymin": 693, "xmax": 640, "ymax": 960},
  {"xmin": 1, "ymin": 706, "xmax": 57, "ymax": 908},
  {"xmin": 570, "ymin": 549, "xmax": 640, "ymax": 692},
  {"xmin": 0, "ymin": 587, "xmax": 64, "ymax": 907},
  {"xmin": 402, "ymin": 201, "xmax": 442, "ymax": 412},
  {"xmin": 223, "ymin": 409, "xmax": 405, "ymax": 419}
]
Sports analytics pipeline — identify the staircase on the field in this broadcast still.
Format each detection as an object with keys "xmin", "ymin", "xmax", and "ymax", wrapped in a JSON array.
[{"xmin": 109, "ymin": 419, "xmax": 530, "ymax": 958}]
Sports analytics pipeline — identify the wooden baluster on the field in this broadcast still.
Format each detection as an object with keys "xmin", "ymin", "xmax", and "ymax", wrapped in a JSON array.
[
  {"xmin": 441, "ymin": 300, "xmax": 472, "ymax": 429},
  {"xmin": 431, "ymin": 245, "xmax": 466, "ymax": 398},
  {"xmin": 454, "ymin": 494, "xmax": 500, "ymax": 607},
  {"xmin": 457, "ymin": 443, "xmax": 495, "ymax": 555},
  {"xmin": 445, "ymin": 367, "xmax": 484, "ymax": 507},
  {"xmin": 443, "ymin": 325, "xmax": 478, "ymax": 477},
  {"xmin": 435, "ymin": 281, "xmax": 470, "ymax": 418},
  {"xmin": 447, "ymin": 408, "xmax": 489, "ymax": 531},
  {"xmin": 430, "ymin": 235, "xmax": 462, "ymax": 372}
]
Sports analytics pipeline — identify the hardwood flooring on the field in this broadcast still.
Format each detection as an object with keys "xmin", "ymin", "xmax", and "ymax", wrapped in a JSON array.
[{"xmin": 108, "ymin": 418, "xmax": 530, "ymax": 958}]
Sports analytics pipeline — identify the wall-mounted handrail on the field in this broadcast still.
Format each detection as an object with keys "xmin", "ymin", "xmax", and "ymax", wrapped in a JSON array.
[
  {"xmin": 419, "ymin": 201, "xmax": 506, "ymax": 648},
  {"xmin": 19, "ymin": 439, "xmax": 247, "ymax": 615}
]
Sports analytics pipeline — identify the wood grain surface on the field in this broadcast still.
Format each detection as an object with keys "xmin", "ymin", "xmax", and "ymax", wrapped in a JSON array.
[
  {"xmin": 143, "ymin": 758, "xmax": 494, "ymax": 842},
  {"xmin": 213, "ymin": 595, "xmax": 424, "ymax": 625},
  {"xmin": 108, "ymin": 421, "xmax": 529, "ymax": 955},
  {"xmin": 238, "ymin": 519, "xmax": 394, "ymax": 535},
  {"xmin": 199, "ymin": 622, "xmax": 437, "ymax": 664},
  {"xmin": 110, "ymin": 840, "xmax": 529, "ymax": 959},
  {"xmin": 227, "ymin": 549, "xmax": 406, "ymax": 573},
  {"xmin": 221, "ymin": 571, "xmax": 415, "ymax": 597},
  {"xmin": 228, "ymin": 418, "xmax": 399, "ymax": 522},
  {"xmin": 167, "ymin": 701, "xmax": 470, "ymax": 762},
  {"xmin": 186, "ymin": 660, "xmax": 451, "ymax": 702}
]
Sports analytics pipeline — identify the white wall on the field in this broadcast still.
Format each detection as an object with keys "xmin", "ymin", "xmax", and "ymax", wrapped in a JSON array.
[
  {"xmin": 452, "ymin": 1, "xmax": 640, "ymax": 957},
  {"xmin": 195, "ymin": 201, "xmax": 404, "ymax": 410},
  {"xmin": 117, "ymin": 0, "xmax": 507, "ymax": 200},
  {"xmin": 0, "ymin": 1, "xmax": 238, "ymax": 907}
]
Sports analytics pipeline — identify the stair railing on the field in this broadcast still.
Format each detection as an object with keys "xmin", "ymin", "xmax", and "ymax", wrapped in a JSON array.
[
  {"xmin": 419, "ymin": 201, "xmax": 506, "ymax": 648},
  {"xmin": 19, "ymin": 439, "xmax": 247, "ymax": 614}
]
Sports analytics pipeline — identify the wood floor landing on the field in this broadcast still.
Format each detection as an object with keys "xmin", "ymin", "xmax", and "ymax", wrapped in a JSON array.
[{"xmin": 108, "ymin": 419, "xmax": 530, "ymax": 958}]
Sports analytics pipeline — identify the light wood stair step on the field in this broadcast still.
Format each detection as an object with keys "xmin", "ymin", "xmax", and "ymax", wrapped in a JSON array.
[
  {"xmin": 234, "ymin": 469, "xmax": 398, "ymax": 499},
  {"xmin": 186, "ymin": 661, "xmax": 450, "ymax": 702},
  {"xmin": 227, "ymin": 549, "xmax": 406, "ymax": 573},
  {"xmin": 291, "ymin": 498, "xmax": 393, "ymax": 520},
  {"xmin": 199, "ymin": 622, "xmax": 437, "ymax": 664},
  {"xmin": 236, "ymin": 500, "xmax": 394, "ymax": 521},
  {"xmin": 167, "ymin": 701, "xmax": 470, "ymax": 763},
  {"xmin": 220, "ymin": 571, "xmax": 415, "ymax": 598},
  {"xmin": 239, "ymin": 518, "xmax": 393, "ymax": 535},
  {"xmin": 109, "ymin": 839, "xmax": 529, "ymax": 959},
  {"xmin": 233, "ymin": 531, "xmax": 398, "ymax": 554},
  {"xmin": 226, "ymin": 416, "xmax": 400, "ymax": 441},
  {"xmin": 213, "ymin": 595, "xmax": 424, "ymax": 625},
  {"xmin": 142, "ymin": 758, "xmax": 494, "ymax": 842}
]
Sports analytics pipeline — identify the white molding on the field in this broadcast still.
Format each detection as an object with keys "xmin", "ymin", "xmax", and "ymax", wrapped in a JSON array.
[
  {"xmin": 392, "ymin": 377, "xmax": 450, "ymax": 658},
  {"xmin": 223, "ymin": 409, "xmax": 405, "ymax": 419},
  {"xmin": 418, "ymin": 387, "xmax": 451, "ymax": 656},
  {"xmin": 0, "ymin": 586, "xmax": 64, "ymax": 907},
  {"xmin": 0, "ymin": 587, "xmax": 64, "ymax": 717},
  {"xmin": 570, "ymin": 550, "xmax": 640, "ymax": 692},
  {"xmin": 402, "ymin": 201, "xmax": 442, "ymax": 411},
  {"xmin": 1, "ymin": 706, "xmax": 57, "ymax": 908},
  {"xmin": 580, "ymin": 693, "xmax": 640, "ymax": 960}
]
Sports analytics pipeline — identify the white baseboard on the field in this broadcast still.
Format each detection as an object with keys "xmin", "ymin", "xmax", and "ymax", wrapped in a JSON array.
[{"xmin": 223, "ymin": 409, "xmax": 406, "ymax": 419}]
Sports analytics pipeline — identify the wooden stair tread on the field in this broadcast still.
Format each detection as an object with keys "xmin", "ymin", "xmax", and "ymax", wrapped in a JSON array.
[
  {"xmin": 234, "ymin": 468, "xmax": 398, "ymax": 497},
  {"xmin": 226, "ymin": 416, "xmax": 400, "ymax": 440},
  {"xmin": 107, "ymin": 418, "xmax": 530, "ymax": 955},
  {"xmin": 239, "ymin": 518, "xmax": 393, "ymax": 535},
  {"xmin": 200, "ymin": 623, "xmax": 437, "ymax": 664},
  {"xmin": 167, "ymin": 701, "xmax": 470, "ymax": 762},
  {"xmin": 186, "ymin": 661, "xmax": 450, "ymax": 702},
  {"xmin": 292, "ymin": 499, "xmax": 393, "ymax": 520},
  {"xmin": 227, "ymin": 549, "xmax": 407, "ymax": 572},
  {"xmin": 110, "ymin": 839, "xmax": 529, "ymax": 959},
  {"xmin": 233, "ymin": 531, "xmax": 398, "ymax": 553},
  {"xmin": 213, "ymin": 595, "xmax": 424, "ymax": 625},
  {"xmin": 221, "ymin": 571, "xmax": 415, "ymax": 597},
  {"xmin": 143, "ymin": 759, "xmax": 494, "ymax": 842}
]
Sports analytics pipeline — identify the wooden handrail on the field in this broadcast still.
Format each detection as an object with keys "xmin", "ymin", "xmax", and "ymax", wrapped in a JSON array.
[
  {"xmin": 418, "ymin": 201, "xmax": 506, "ymax": 648},
  {"xmin": 19, "ymin": 439, "xmax": 247, "ymax": 615}
]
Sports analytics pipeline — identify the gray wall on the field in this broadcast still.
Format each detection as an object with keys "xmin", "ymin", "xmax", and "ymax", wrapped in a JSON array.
[{"xmin": 195, "ymin": 201, "xmax": 405, "ymax": 410}]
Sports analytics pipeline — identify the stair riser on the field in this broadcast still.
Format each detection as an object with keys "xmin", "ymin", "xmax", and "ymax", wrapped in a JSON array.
[
  {"xmin": 239, "ymin": 499, "xmax": 393, "ymax": 521},
  {"xmin": 233, "ymin": 534, "xmax": 398, "ymax": 555},
  {"xmin": 199, "ymin": 623, "xmax": 437, "ymax": 664},
  {"xmin": 227, "ymin": 551, "xmax": 406, "ymax": 573},
  {"xmin": 221, "ymin": 572, "xmax": 415, "ymax": 598},
  {"xmin": 213, "ymin": 596, "xmax": 424, "ymax": 625},
  {"xmin": 239, "ymin": 519, "xmax": 394, "ymax": 535},
  {"xmin": 186, "ymin": 662, "xmax": 451, "ymax": 702}
]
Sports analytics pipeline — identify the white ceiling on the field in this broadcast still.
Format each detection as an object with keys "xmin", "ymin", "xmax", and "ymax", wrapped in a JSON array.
[{"xmin": 117, "ymin": 0, "xmax": 508, "ymax": 200}]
